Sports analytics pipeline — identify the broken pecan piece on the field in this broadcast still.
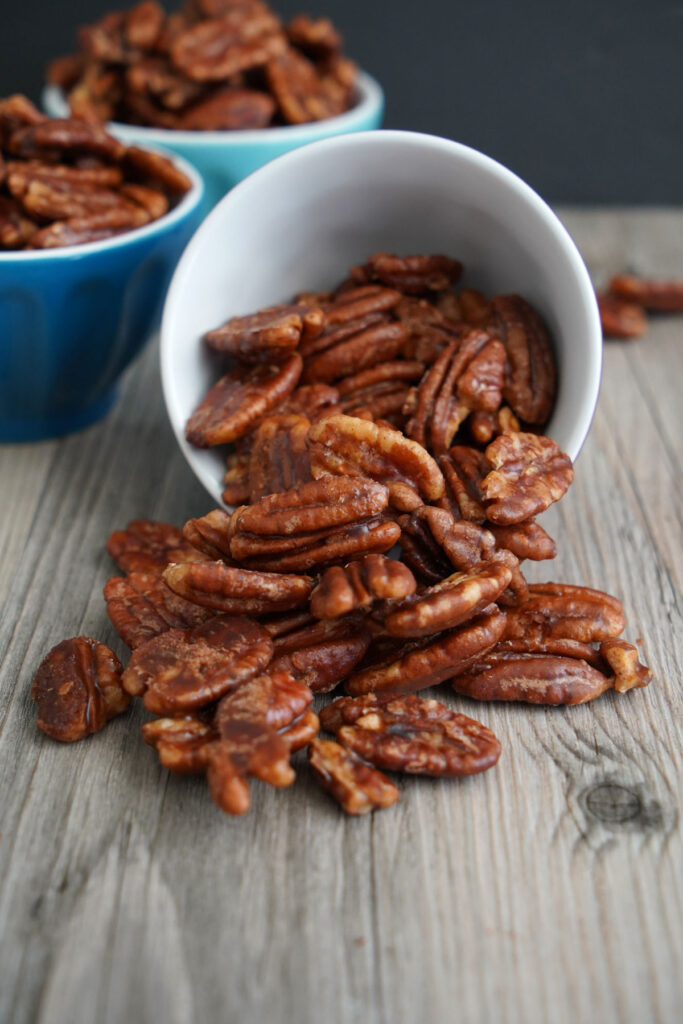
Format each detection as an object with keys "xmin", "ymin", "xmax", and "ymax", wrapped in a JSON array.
[
  {"xmin": 308, "ymin": 738, "xmax": 399, "ymax": 815},
  {"xmin": 106, "ymin": 518, "xmax": 208, "ymax": 575},
  {"xmin": 607, "ymin": 274, "xmax": 683, "ymax": 313},
  {"xmin": 32, "ymin": 637, "xmax": 129, "ymax": 742},
  {"xmin": 204, "ymin": 303, "xmax": 324, "ymax": 362},
  {"xmin": 162, "ymin": 560, "xmax": 313, "ymax": 614},
  {"xmin": 481, "ymin": 432, "xmax": 574, "ymax": 524},
  {"xmin": 488, "ymin": 294, "xmax": 556, "ymax": 424},
  {"xmin": 503, "ymin": 582, "xmax": 625, "ymax": 643},
  {"xmin": 122, "ymin": 614, "xmax": 273, "ymax": 714},
  {"xmin": 142, "ymin": 713, "xmax": 217, "ymax": 774},
  {"xmin": 310, "ymin": 554, "xmax": 417, "ymax": 619},
  {"xmin": 104, "ymin": 571, "xmax": 213, "ymax": 649},
  {"xmin": 398, "ymin": 506, "xmax": 496, "ymax": 583},
  {"xmin": 599, "ymin": 638, "xmax": 652, "ymax": 693},
  {"xmin": 185, "ymin": 352, "xmax": 302, "ymax": 447}
]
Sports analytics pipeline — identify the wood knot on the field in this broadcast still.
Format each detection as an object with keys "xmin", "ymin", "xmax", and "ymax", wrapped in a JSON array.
[{"xmin": 581, "ymin": 781, "xmax": 663, "ymax": 830}]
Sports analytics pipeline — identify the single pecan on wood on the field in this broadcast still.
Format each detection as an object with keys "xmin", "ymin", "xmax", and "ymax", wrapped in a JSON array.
[
  {"xmin": 204, "ymin": 303, "xmax": 324, "ymax": 362},
  {"xmin": 308, "ymin": 737, "xmax": 400, "ymax": 815},
  {"xmin": 322, "ymin": 692, "xmax": 501, "ymax": 777},
  {"xmin": 404, "ymin": 330, "xmax": 506, "ymax": 455},
  {"xmin": 32, "ymin": 637, "xmax": 129, "ymax": 742},
  {"xmin": 488, "ymin": 294, "xmax": 556, "ymax": 425},
  {"xmin": 106, "ymin": 518, "xmax": 208, "ymax": 575},
  {"xmin": 346, "ymin": 606, "xmax": 507, "ymax": 695},
  {"xmin": 104, "ymin": 571, "xmax": 213, "ymax": 649},
  {"xmin": 503, "ymin": 582, "xmax": 625, "ymax": 643},
  {"xmin": 122, "ymin": 614, "xmax": 273, "ymax": 713},
  {"xmin": 352, "ymin": 252, "xmax": 463, "ymax": 295},
  {"xmin": 607, "ymin": 274, "xmax": 683, "ymax": 313},
  {"xmin": 481, "ymin": 432, "xmax": 574, "ymax": 524},
  {"xmin": 162, "ymin": 560, "xmax": 314, "ymax": 614},
  {"xmin": 248, "ymin": 414, "xmax": 312, "ymax": 501},
  {"xmin": 599, "ymin": 638, "xmax": 652, "ymax": 693},
  {"xmin": 398, "ymin": 506, "xmax": 496, "ymax": 583},
  {"xmin": 596, "ymin": 292, "xmax": 647, "ymax": 339},
  {"xmin": 310, "ymin": 554, "xmax": 417, "ymax": 619},
  {"xmin": 185, "ymin": 351, "xmax": 302, "ymax": 447}
]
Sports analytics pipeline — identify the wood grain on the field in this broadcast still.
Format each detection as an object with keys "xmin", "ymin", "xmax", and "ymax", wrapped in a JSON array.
[{"xmin": 1, "ymin": 209, "xmax": 682, "ymax": 1024}]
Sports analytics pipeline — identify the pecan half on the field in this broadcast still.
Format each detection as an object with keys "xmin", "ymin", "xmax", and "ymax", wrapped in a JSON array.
[
  {"xmin": 183, "ymin": 508, "xmax": 234, "ymax": 560},
  {"xmin": 608, "ymin": 274, "xmax": 683, "ymax": 313},
  {"xmin": 204, "ymin": 303, "xmax": 324, "ymax": 362},
  {"xmin": 248, "ymin": 414, "xmax": 312, "ymax": 501},
  {"xmin": 489, "ymin": 295, "xmax": 556, "ymax": 424},
  {"xmin": 266, "ymin": 49, "xmax": 347, "ymax": 124},
  {"xmin": 142, "ymin": 713, "xmax": 217, "ymax": 774},
  {"xmin": 436, "ymin": 445, "xmax": 488, "ymax": 523},
  {"xmin": 310, "ymin": 554, "xmax": 417, "ymax": 619},
  {"xmin": 301, "ymin": 315, "xmax": 407, "ymax": 384},
  {"xmin": 336, "ymin": 360, "xmax": 425, "ymax": 423},
  {"xmin": 122, "ymin": 614, "xmax": 273, "ymax": 714},
  {"xmin": 281, "ymin": 709, "xmax": 320, "ymax": 751},
  {"xmin": 104, "ymin": 571, "xmax": 213, "ymax": 649},
  {"xmin": 185, "ymin": 352, "xmax": 302, "ymax": 447},
  {"xmin": 346, "ymin": 606, "xmax": 507, "ymax": 695},
  {"xmin": 106, "ymin": 519, "xmax": 208, "ymax": 575},
  {"xmin": 162, "ymin": 560, "xmax": 313, "ymax": 614},
  {"xmin": 222, "ymin": 450, "xmax": 251, "ymax": 505},
  {"xmin": 396, "ymin": 296, "xmax": 463, "ymax": 364},
  {"xmin": 32, "ymin": 637, "xmax": 129, "ymax": 742},
  {"xmin": 488, "ymin": 519, "xmax": 557, "ymax": 562},
  {"xmin": 323, "ymin": 693, "xmax": 501, "ymax": 777},
  {"xmin": 308, "ymin": 738, "xmax": 400, "ymax": 815},
  {"xmin": 179, "ymin": 87, "xmax": 276, "ymax": 130},
  {"xmin": 286, "ymin": 14, "xmax": 341, "ymax": 58},
  {"xmin": 481, "ymin": 432, "xmax": 574, "ymax": 524},
  {"xmin": 503, "ymin": 582, "xmax": 625, "ymax": 643},
  {"xmin": 272, "ymin": 615, "xmax": 371, "ymax": 692},
  {"xmin": 599, "ymin": 638, "xmax": 652, "ymax": 693},
  {"xmin": 353, "ymin": 253, "xmax": 463, "ymax": 295},
  {"xmin": 398, "ymin": 506, "xmax": 496, "ymax": 583},
  {"xmin": 597, "ymin": 292, "xmax": 647, "ymax": 339},
  {"xmin": 170, "ymin": 9, "xmax": 285, "ymax": 82}
]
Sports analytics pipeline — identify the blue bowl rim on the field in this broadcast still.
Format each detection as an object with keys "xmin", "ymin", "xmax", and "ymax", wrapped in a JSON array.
[
  {"xmin": 42, "ymin": 70, "xmax": 384, "ymax": 148},
  {"xmin": 0, "ymin": 145, "xmax": 204, "ymax": 262}
]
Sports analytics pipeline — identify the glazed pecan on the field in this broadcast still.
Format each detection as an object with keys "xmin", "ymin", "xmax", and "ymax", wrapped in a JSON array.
[
  {"xmin": 310, "ymin": 554, "xmax": 417, "ymax": 619},
  {"xmin": 106, "ymin": 518, "xmax": 208, "ymax": 575},
  {"xmin": 608, "ymin": 274, "xmax": 683, "ymax": 312},
  {"xmin": 28, "ymin": 209, "xmax": 147, "ymax": 249},
  {"xmin": 204, "ymin": 303, "xmax": 324, "ymax": 362},
  {"xmin": 222, "ymin": 450, "xmax": 251, "ymax": 505},
  {"xmin": 122, "ymin": 614, "xmax": 273, "ymax": 713},
  {"xmin": 301, "ymin": 313, "xmax": 407, "ymax": 384},
  {"xmin": 281, "ymin": 709, "xmax": 320, "ymax": 751},
  {"xmin": 104, "ymin": 571, "xmax": 213, "ymax": 649},
  {"xmin": 336, "ymin": 360, "xmax": 425, "ymax": 424},
  {"xmin": 488, "ymin": 295, "xmax": 556, "ymax": 424},
  {"xmin": 324, "ymin": 693, "xmax": 501, "ymax": 777},
  {"xmin": 122, "ymin": 145, "xmax": 193, "ymax": 194},
  {"xmin": 597, "ymin": 292, "xmax": 647, "ymax": 339},
  {"xmin": 395, "ymin": 296, "xmax": 464, "ymax": 364},
  {"xmin": 266, "ymin": 48, "xmax": 347, "ymax": 124},
  {"xmin": 272, "ymin": 615, "xmax": 371, "ymax": 692},
  {"xmin": 277, "ymin": 383, "xmax": 341, "ymax": 420},
  {"xmin": 398, "ymin": 506, "xmax": 496, "ymax": 583},
  {"xmin": 125, "ymin": 1, "xmax": 165, "ymax": 48},
  {"xmin": 488, "ymin": 519, "xmax": 557, "ymax": 562},
  {"xmin": 376, "ymin": 555, "xmax": 514, "ymax": 638},
  {"xmin": 0, "ymin": 195, "xmax": 37, "ymax": 249},
  {"xmin": 346, "ymin": 606, "xmax": 507, "ymax": 695},
  {"xmin": 436, "ymin": 445, "xmax": 488, "ymax": 523},
  {"xmin": 468, "ymin": 404, "xmax": 521, "ymax": 444},
  {"xmin": 286, "ymin": 14, "xmax": 341, "ymax": 58},
  {"xmin": 404, "ymin": 330, "xmax": 506, "ymax": 454},
  {"xmin": 353, "ymin": 253, "xmax": 463, "ymax": 295},
  {"xmin": 183, "ymin": 87, "xmax": 276, "ymax": 129},
  {"xmin": 183, "ymin": 508, "xmax": 234, "ymax": 560},
  {"xmin": 503, "ymin": 583, "xmax": 625, "ymax": 643},
  {"xmin": 170, "ymin": 8, "xmax": 286, "ymax": 82},
  {"xmin": 141, "ymin": 713, "xmax": 217, "ymax": 774},
  {"xmin": 481, "ymin": 432, "xmax": 574, "ymax": 524},
  {"xmin": 9, "ymin": 118, "xmax": 124, "ymax": 162},
  {"xmin": 248, "ymin": 414, "xmax": 312, "ymax": 501},
  {"xmin": 32, "ymin": 637, "xmax": 129, "ymax": 742},
  {"xmin": 185, "ymin": 352, "xmax": 302, "ymax": 447},
  {"xmin": 308, "ymin": 414, "xmax": 445, "ymax": 509},
  {"xmin": 599, "ymin": 638, "xmax": 652, "ymax": 693},
  {"xmin": 457, "ymin": 289, "xmax": 491, "ymax": 326},
  {"xmin": 308, "ymin": 738, "xmax": 399, "ymax": 815},
  {"xmin": 162, "ymin": 560, "xmax": 313, "ymax": 614}
]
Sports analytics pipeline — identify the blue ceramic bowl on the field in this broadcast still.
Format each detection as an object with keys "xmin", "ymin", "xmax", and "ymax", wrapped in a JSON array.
[
  {"xmin": 0, "ymin": 151, "xmax": 203, "ymax": 442},
  {"xmin": 43, "ymin": 72, "xmax": 384, "ymax": 210}
]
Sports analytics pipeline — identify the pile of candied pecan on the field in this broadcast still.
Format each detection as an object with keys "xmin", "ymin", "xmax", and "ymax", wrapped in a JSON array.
[
  {"xmin": 48, "ymin": 0, "xmax": 357, "ymax": 131},
  {"xmin": 0, "ymin": 94, "xmax": 191, "ymax": 249},
  {"xmin": 598, "ymin": 273, "xmax": 683, "ymax": 338},
  {"xmin": 32, "ymin": 252, "xmax": 652, "ymax": 817}
]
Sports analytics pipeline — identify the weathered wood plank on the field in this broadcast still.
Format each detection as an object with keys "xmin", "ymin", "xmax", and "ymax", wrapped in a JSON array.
[{"xmin": 1, "ymin": 210, "xmax": 682, "ymax": 1024}]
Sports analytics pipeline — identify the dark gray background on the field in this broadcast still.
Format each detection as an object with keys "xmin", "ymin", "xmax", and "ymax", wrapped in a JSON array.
[{"xmin": 3, "ymin": 0, "xmax": 681, "ymax": 203}]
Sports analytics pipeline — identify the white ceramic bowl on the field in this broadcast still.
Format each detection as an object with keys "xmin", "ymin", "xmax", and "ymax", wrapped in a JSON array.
[{"xmin": 161, "ymin": 129, "xmax": 602, "ymax": 507}]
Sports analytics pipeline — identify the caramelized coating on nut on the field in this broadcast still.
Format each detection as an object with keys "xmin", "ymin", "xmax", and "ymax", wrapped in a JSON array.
[
  {"xmin": 308, "ymin": 737, "xmax": 400, "ymax": 815},
  {"xmin": 311, "ymin": 554, "xmax": 416, "ymax": 619}
]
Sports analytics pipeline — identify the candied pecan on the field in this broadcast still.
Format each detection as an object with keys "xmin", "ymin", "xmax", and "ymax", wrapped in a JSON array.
[
  {"xmin": 183, "ymin": 508, "xmax": 234, "ymax": 560},
  {"xmin": 436, "ymin": 445, "xmax": 488, "ymax": 523},
  {"xmin": 302, "ymin": 318, "xmax": 407, "ymax": 385},
  {"xmin": 13, "ymin": 177, "xmax": 147, "ymax": 226},
  {"xmin": 608, "ymin": 274, "xmax": 683, "ymax": 313},
  {"xmin": 122, "ymin": 614, "xmax": 273, "ymax": 713},
  {"xmin": 404, "ymin": 330, "xmax": 506, "ymax": 455},
  {"xmin": 346, "ymin": 606, "xmax": 507, "ymax": 695},
  {"xmin": 377, "ymin": 555, "xmax": 513, "ymax": 638},
  {"xmin": 320, "ymin": 691, "xmax": 475, "ymax": 732},
  {"xmin": 503, "ymin": 582, "xmax": 625, "ymax": 643},
  {"xmin": 488, "ymin": 519, "xmax": 556, "ymax": 561},
  {"xmin": 9, "ymin": 118, "xmax": 124, "ymax": 162},
  {"xmin": 458, "ymin": 289, "xmax": 491, "ymax": 326},
  {"xmin": 248, "ymin": 414, "xmax": 312, "ymax": 501},
  {"xmin": 327, "ymin": 694, "xmax": 501, "ymax": 777},
  {"xmin": 281, "ymin": 709, "xmax": 320, "ymax": 751},
  {"xmin": 597, "ymin": 292, "xmax": 647, "ymax": 339},
  {"xmin": 32, "ymin": 637, "xmax": 129, "ymax": 742},
  {"xmin": 163, "ymin": 560, "xmax": 313, "ymax": 614},
  {"xmin": 308, "ymin": 738, "xmax": 399, "ymax": 815},
  {"xmin": 599, "ymin": 638, "xmax": 652, "ymax": 693},
  {"xmin": 106, "ymin": 518, "xmax": 208, "ymax": 575},
  {"xmin": 336, "ymin": 361, "xmax": 425, "ymax": 422},
  {"xmin": 286, "ymin": 14, "xmax": 341, "ymax": 58},
  {"xmin": 222, "ymin": 450, "xmax": 251, "ymax": 505},
  {"xmin": 0, "ymin": 195, "xmax": 37, "ymax": 249},
  {"xmin": 481, "ymin": 432, "xmax": 574, "ymax": 525},
  {"xmin": 170, "ymin": 8, "xmax": 286, "ymax": 82},
  {"xmin": 468, "ymin": 405, "xmax": 521, "ymax": 444},
  {"xmin": 185, "ymin": 352, "xmax": 302, "ymax": 447},
  {"xmin": 78, "ymin": 11, "xmax": 130, "ymax": 63},
  {"xmin": 233, "ymin": 517, "xmax": 400, "ymax": 573},
  {"xmin": 261, "ymin": 608, "xmax": 316, "ymax": 638},
  {"xmin": 311, "ymin": 555, "xmax": 417, "ymax": 619},
  {"xmin": 119, "ymin": 182, "xmax": 168, "ymax": 220},
  {"xmin": 266, "ymin": 49, "xmax": 346, "ymax": 124},
  {"xmin": 205, "ymin": 303, "xmax": 323, "ymax": 362},
  {"xmin": 122, "ymin": 145, "xmax": 192, "ymax": 195},
  {"xmin": 272, "ymin": 616, "xmax": 371, "ymax": 692},
  {"xmin": 320, "ymin": 284, "xmax": 402, "ymax": 329},
  {"xmin": 125, "ymin": 54, "xmax": 203, "ymax": 109},
  {"xmin": 28, "ymin": 209, "xmax": 146, "ymax": 249},
  {"xmin": 308, "ymin": 414, "xmax": 445, "ymax": 508},
  {"xmin": 216, "ymin": 664, "xmax": 312, "ymax": 732},
  {"xmin": 104, "ymin": 571, "xmax": 213, "ymax": 649},
  {"xmin": 450, "ymin": 645, "xmax": 616, "ymax": 705},
  {"xmin": 395, "ymin": 296, "xmax": 464, "ymax": 364},
  {"xmin": 142, "ymin": 714, "xmax": 217, "ymax": 774},
  {"xmin": 488, "ymin": 295, "xmax": 556, "ymax": 425},
  {"xmin": 398, "ymin": 506, "xmax": 496, "ymax": 583},
  {"xmin": 353, "ymin": 253, "xmax": 463, "ymax": 295},
  {"xmin": 278, "ymin": 383, "xmax": 340, "ymax": 420}
]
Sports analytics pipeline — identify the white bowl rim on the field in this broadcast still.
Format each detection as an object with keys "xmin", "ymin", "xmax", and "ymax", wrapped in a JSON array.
[
  {"xmin": 161, "ymin": 128, "xmax": 602, "ymax": 503},
  {"xmin": 0, "ymin": 146, "xmax": 204, "ymax": 262},
  {"xmin": 42, "ymin": 71, "xmax": 384, "ymax": 147}
]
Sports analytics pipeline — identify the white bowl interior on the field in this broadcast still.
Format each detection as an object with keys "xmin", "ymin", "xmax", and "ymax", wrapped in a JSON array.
[{"xmin": 161, "ymin": 130, "xmax": 601, "ymax": 507}]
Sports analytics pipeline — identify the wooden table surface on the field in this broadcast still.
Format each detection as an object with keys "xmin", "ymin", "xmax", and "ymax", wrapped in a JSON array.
[{"xmin": 1, "ymin": 208, "xmax": 681, "ymax": 1024}]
